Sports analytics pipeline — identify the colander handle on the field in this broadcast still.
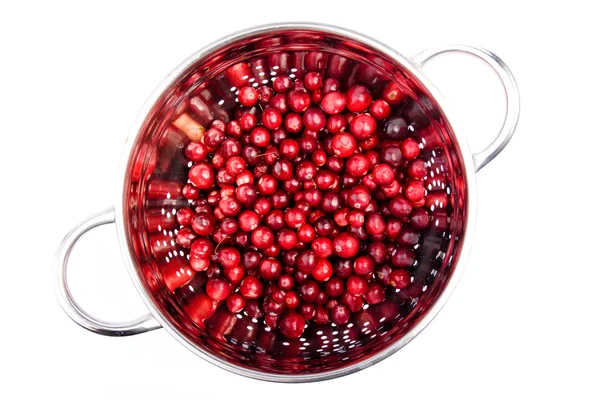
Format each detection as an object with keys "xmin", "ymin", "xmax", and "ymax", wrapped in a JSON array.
[
  {"xmin": 53, "ymin": 207, "xmax": 162, "ymax": 336},
  {"xmin": 412, "ymin": 45, "xmax": 520, "ymax": 171}
]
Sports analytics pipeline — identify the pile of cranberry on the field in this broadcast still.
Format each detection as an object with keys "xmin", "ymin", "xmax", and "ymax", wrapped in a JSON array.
[{"xmin": 172, "ymin": 60, "xmax": 435, "ymax": 340}]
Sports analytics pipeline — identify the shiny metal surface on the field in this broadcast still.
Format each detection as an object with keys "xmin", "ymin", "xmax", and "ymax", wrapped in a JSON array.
[
  {"xmin": 53, "ymin": 207, "xmax": 162, "ymax": 336},
  {"xmin": 412, "ymin": 45, "xmax": 520, "ymax": 171},
  {"xmin": 55, "ymin": 22, "xmax": 520, "ymax": 382}
]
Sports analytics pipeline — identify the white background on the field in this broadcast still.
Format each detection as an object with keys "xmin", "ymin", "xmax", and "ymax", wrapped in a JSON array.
[{"xmin": 1, "ymin": 1, "xmax": 598, "ymax": 398}]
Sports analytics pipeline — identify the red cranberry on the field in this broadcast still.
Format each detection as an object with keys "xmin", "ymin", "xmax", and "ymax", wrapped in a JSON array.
[
  {"xmin": 284, "ymin": 112, "xmax": 303, "ymax": 133},
  {"xmin": 405, "ymin": 180, "xmax": 425, "ymax": 202},
  {"xmin": 392, "ymin": 247, "xmax": 416, "ymax": 268},
  {"xmin": 250, "ymin": 226, "xmax": 275, "ymax": 249},
  {"xmin": 176, "ymin": 207, "xmax": 194, "ymax": 226},
  {"xmin": 390, "ymin": 269, "xmax": 411, "ymax": 289},
  {"xmin": 407, "ymin": 159, "xmax": 427, "ymax": 178},
  {"xmin": 398, "ymin": 228, "xmax": 420, "ymax": 246},
  {"xmin": 322, "ymin": 78, "xmax": 340, "ymax": 93},
  {"xmin": 365, "ymin": 213, "xmax": 385, "ymax": 235},
  {"xmin": 250, "ymin": 127, "xmax": 270, "ymax": 148},
  {"xmin": 333, "ymin": 232, "xmax": 359, "ymax": 258},
  {"xmin": 409, "ymin": 208, "xmax": 430, "ymax": 230},
  {"xmin": 224, "ymin": 265, "xmax": 245, "ymax": 285},
  {"xmin": 304, "ymin": 72, "xmax": 322, "ymax": 90},
  {"xmin": 372, "ymin": 164, "xmax": 395, "ymax": 186},
  {"xmin": 277, "ymin": 229, "xmax": 298, "ymax": 251},
  {"xmin": 238, "ymin": 86, "xmax": 258, "ymax": 107},
  {"xmin": 353, "ymin": 255, "xmax": 375, "ymax": 275},
  {"xmin": 300, "ymin": 304, "xmax": 316, "ymax": 321},
  {"xmin": 273, "ymin": 75, "xmax": 292, "ymax": 93},
  {"xmin": 314, "ymin": 306, "xmax": 330, "ymax": 324},
  {"xmin": 365, "ymin": 283, "xmax": 386, "ymax": 305},
  {"xmin": 175, "ymin": 227, "xmax": 196, "ymax": 248},
  {"xmin": 297, "ymin": 224, "xmax": 316, "ymax": 243},
  {"xmin": 341, "ymin": 292, "xmax": 364, "ymax": 313},
  {"xmin": 278, "ymin": 274, "xmax": 295, "ymax": 290},
  {"xmin": 297, "ymin": 250, "xmax": 317, "ymax": 274},
  {"xmin": 259, "ymin": 257, "xmax": 282, "ymax": 281},
  {"xmin": 287, "ymin": 89, "xmax": 311, "ymax": 113},
  {"xmin": 279, "ymin": 312, "xmax": 305, "ymax": 339},
  {"xmin": 299, "ymin": 280, "xmax": 319, "ymax": 302},
  {"xmin": 262, "ymin": 108, "xmax": 282, "ymax": 130},
  {"xmin": 330, "ymin": 305, "xmax": 350, "ymax": 325},
  {"xmin": 347, "ymin": 275, "xmax": 368, "ymax": 296},
  {"xmin": 389, "ymin": 195, "xmax": 413, "ymax": 218},
  {"xmin": 303, "ymin": 107, "xmax": 326, "ymax": 131},
  {"xmin": 331, "ymin": 133, "xmax": 357, "ymax": 158},
  {"xmin": 226, "ymin": 293, "xmax": 246, "ymax": 313},
  {"xmin": 205, "ymin": 277, "xmax": 232, "ymax": 301},
  {"xmin": 346, "ymin": 85, "xmax": 372, "ymax": 113},
  {"xmin": 348, "ymin": 185, "xmax": 371, "ymax": 210},
  {"xmin": 191, "ymin": 212, "xmax": 216, "ymax": 236},
  {"xmin": 189, "ymin": 162, "xmax": 215, "ymax": 189},
  {"xmin": 279, "ymin": 138, "xmax": 300, "ymax": 159},
  {"xmin": 349, "ymin": 114, "xmax": 377, "ymax": 140},
  {"xmin": 346, "ymin": 154, "xmax": 371, "ymax": 177},
  {"xmin": 313, "ymin": 258, "xmax": 333, "ymax": 282},
  {"xmin": 321, "ymin": 91, "xmax": 347, "ymax": 114},
  {"xmin": 284, "ymin": 291, "xmax": 300, "ymax": 309},
  {"xmin": 241, "ymin": 250, "xmax": 261, "ymax": 270},
  {"xmin": 239, "ymin": 276, "xmax": 264, "ymax": 299},
  {"xmin": 257, "ymin": 175, "xmax": 277, "ymax": 195},
  {"xmin": 369, "ymin": 99, "xmax": 391, "ymax": 120},
  {"xmin": 382, "ymin": 81, "xmax": 409, "ymax": 105}
]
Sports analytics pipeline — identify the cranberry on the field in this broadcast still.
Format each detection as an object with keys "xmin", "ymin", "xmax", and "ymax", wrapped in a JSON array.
[
  {"xmin": 205, "ymin": 277, "xmax": 232, "ymax": 301},
  {"xmin": 383, "ymin": 117, "xmax": 408, "ymax": 140},
  {"xmin": 333, "ymin": 232, "xmax": 359, "ymax": 258},
  {"xmin": 313, "ymin": 258, "xmax": 333, "ymax": 281},
  {"xmin": 277, "ymin": 229, "xmax": 298, "ymax": 251},
  {"xmin": 300, "ymin": 304, "xmax": 316, "ymax": 321},
  {"xmin": 321, "ymin": 91, "xmax": 347, "ymax": 114},
  {"xmin": 390, "ymin": 269, "xmax": 411, "ymax": 289},
  {"xmin": 405, "ymin": 180, "xmax": 425, "ymax": 202},
  {"xmin": 304, "ymin": 72, "xmax": 322, "ymax": 90},
  {"xmin": 238, "ymin": 86, "xmax": 258, "ymax": 107},
  {"xmin": 369, "ymin": 99, "xmax": 391, "ymax": 120},
  {"xmin": 353, "ymin": 255, "xmax": 375, "ymax": 275},
  {"xmin": 262, "ymin": 108, "xmax": 282, "ymax": 130},
  {"xmin": 250, "ymin": 226, "xmax": 275, "ymax": 249},
  {"xmin": 392, "ymin": 247, "xmax": 416, "ymax": 268},
  {"xmin": 303, "ymin": 107, "xmax": 326, "ymax": 131},
  {"xmin": 297, "ymin": 224, "xmax": 316, "ymax": 243},
  {"xmin": 244, "ymin": 299, "xmax": 264, "ymax": 318},
  {"xmin": 389, "ymin": 195, "xmax": 413, "ymax": 218},
  {"xmin": 191, "ymin": 212, "xmax": 216, "ymax": 236},
  {"xmin": 224, "ymin": 265, "xmax": 245, "ymax": 285},
  {"xmin": 226, "ymin": 293, "xmax": 246, "ymax": 313},
  {"xmin": 259, "ymin": 258, "xmax": 282, "ymax": 281},
  {"xmin": 176, "ymin": 207, "xmax": 194, "ymax": 226},
  {"xmin": 350, "ymin": 114, "xmax": 377, "ymax": 140},
  {"xmin": 288, "ymin": 89, "xmax": 311, "ymax": 113},
  {"xmin": 284, "ymin": 291, "xmax": 300, "ymax": 310},
  {"xmin": 299, "ymin": 280, "xmax": 320, "ymax": 302},
  {"xmin": 346, "ymin": 154, "xmax": 371, "ymax": 177},
  {"xmin": 239, "ymin": 276, "xmax": 264, "ymax": 299},
  {"xmin": 315, "ymin": 306, "xmax": 330, "ymax": 324},
  {"xmin": 398, "ymin": 228, "xmax": 420, "ymax": 247},
  {"xmin": 410, "ymin": 208, "xmax": 430, "ymax": 230},
  {"xmin": 284, "ymin": 208, "xmax": 306, "ymax": 229},
  {"xmin": 348, "ymin": 185, "xmax": 371, "ymax": 210},
  {"xmin": 278, "ymin": 274, "xmax": 295, "ymax": 290},
  {"xmin": 241, "ymin": 250, "xmax": 261, "ymax": 270},
  {"xmin": 189, "ymin": 162, "xmax": 215, "ymax": 189},
  {"xmin": 365, "ymin": 213, "xmax": 385, "ymax": 235},
  {"xmin": 284, "ymin": 112, "xmax": 303, "ymax": 133},
  {"xmin": 297, "ymin": 250, "xmax": 317, "ymax": 274},
  {"xmin": 341, "ymin": 292, "xmax": 364, "ymax": 313},
  {"xmin": 382, "ymin": 81, "xmax": 409, "ymax": 105},
  {"xmin": 273, "ymin": 75, "xmax": 292, "ymax": 93},
  {"xmin": 250, "ymin": 127, "xmax": 270, "ymax": 148},
  {"xmin": 279, "ymin": 312, "xmax": 305, "ymax": 339},
  {"xmin": 280, "ymin": 138, "xmax": 300, "ymax": 159},
  {"xmin": 257, "ymin": 175, "xmax": 277, "ymax": 195},
  {"xmin": 407, "ymin": 159, "xmax": 427, "ymax": 179},
  {"xmin": 346, "ymin": 85, "xmax": 372, "ymax": 113},
  {"xmin": 347, "ymin": 275, "xmax": 368, "ymax": 296},
  {"xmin": 331, "ymin": 133, "xmax": 357, "ymax": 158},
  {"xmin": 330, "ymin": 305, "xmax": 350, "ymax": 325}
]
